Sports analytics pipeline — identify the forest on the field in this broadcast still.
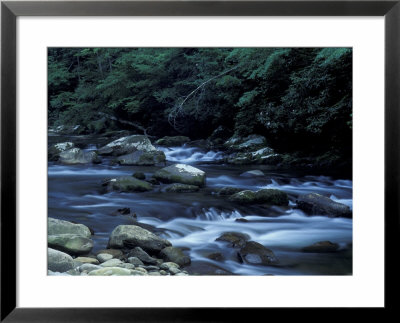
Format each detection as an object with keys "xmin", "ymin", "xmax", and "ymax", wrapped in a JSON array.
[{"xmin": 48, "ymin": 47, "xmax": 352, "ymax": 173}]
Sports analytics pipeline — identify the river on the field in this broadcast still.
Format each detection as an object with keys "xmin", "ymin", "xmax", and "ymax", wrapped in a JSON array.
[{"xmin": 48, "ymin": 137, "xmax": 352, "ymax": 275}]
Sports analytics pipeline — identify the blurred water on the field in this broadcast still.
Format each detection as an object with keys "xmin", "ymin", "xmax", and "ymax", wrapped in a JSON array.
[{"xmin": 48, "ymin": 143, "xmax": 352, "ymax": 275}]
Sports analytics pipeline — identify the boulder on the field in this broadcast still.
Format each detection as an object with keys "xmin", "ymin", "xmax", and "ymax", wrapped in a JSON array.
[
  {"xmin": 224, "ymin": 135, "xmax": 266, "ymax": 152},
  {"xmin": 296, "ymin": 193, "xmax": 352, "ymax": 218},
  {"xmin": 48, "ymin": 218, "xmax": 92, "ymax": 238},
  {"xmin": 228, "ymin": 190, "xmax": 256, "ymax": 204},
  {"xmin": 216, "ymin": 232, "xmax": 251, "ymax": 248},
  {"xmin": 105, "ymin": 176, "xmax": 153, "ymax": 192},
  {"xmin": 302, "ymin": 241, "xmax": 340, "ymax": 253},
  {"xmin": 229, "ymin": 189, "xmax": 288, "ymax": 206},
  {"xmin": 126, "ymin": 247, "xmax": 158, "ymax": 265},
  {"xmin": 237, "ymin": 241, "xmax": 278, "ymax": 265},
  {"xmin": 107, "ymin": 225, "xmax": 171, "ymax": 253},
  {"xmin": 59, "ymin": 148, "xmax": 101, "ymax": 164},
  {"xmin": 159, "ymin": 246, "xmax": 191, "ymax": 267},
  {"xmin": 48, "ymin": 248, "xmax": 75, "ymax": 272},
  {"xmin": 165, "ymin": 183, "xmax": 199, "ymax": 193},
  {"xmin": 97, "ymin": 135, "xmax": 156, "ymax": 156},
  {"xmin": 216, "ymin": 187, "xmax": 243, "ymax": 196},
  {"xmin": 155, "ymin": 136, "xmax": 190, "ymax": 146},
  {"xmin": 115, "ymin": 150, "xmax": 166, "ymax": 166},
  {"xmin": 88, "ymin": 267, "xmax": 132, "ymax": 276},
  {"xmin": 48, "ymin": 142, "xmax": 75, "ymax": 161},
  {"xmin": 48, "ymin": 234, "xmax": 94, "ymax": 256},
  {"xmin": 254, "ymin": 189, "xmax": 289, "ymax": 206},
  {"xmin": 153, "ymin": 164, "xmax": 206, "ymax": 187}
]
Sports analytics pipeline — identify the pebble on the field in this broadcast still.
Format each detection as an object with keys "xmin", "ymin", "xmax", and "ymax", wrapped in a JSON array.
[
  {"xmin": 97, "ymin": 253, "xmax": 113, "ymax": 263},
  {"xmin": 100, "ymin": 259, "xmax": 124, "ymax": 267}
]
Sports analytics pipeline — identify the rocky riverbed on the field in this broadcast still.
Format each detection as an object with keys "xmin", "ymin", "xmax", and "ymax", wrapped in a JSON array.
[{"xmin": 48, "ymin": 133, "xmax": 353, "ymax": 276}]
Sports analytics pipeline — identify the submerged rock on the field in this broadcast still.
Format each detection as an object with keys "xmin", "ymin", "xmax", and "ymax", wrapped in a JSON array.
[
  {"xmin": 296, "ymin": 193, "xmax": 352, "ymax": 218},
  {"xmin": 240, "ymin": 170, "xmax": 265, "ymax": 177},
  {"xmin": 132, "ymin": 172, "xmax": 146, "ymax": 180},
  {"xmin": 165, "ymin": 183, "xmax": 199, "ymax": 193},
  {"xmin": 48, "ymin": 234, "xmax": 94, "ymax": 256},
  {"xmin": 48, "ymin": 248, "xmax": 75, "ymax": 273},
  {"xmin": 115, "ymin": 150, "xmax": 166, "ymax": 166},
  {"xmin": 237, "ymin": 241, "xmax": 278, "ymax": 266},
  {"xmin": 155, "ymin": 136, "xmax": 190, "ymax": 146},
  {"xmin": 105, "ymin": 176, "xmax": 153, "ymax": 192},
  {"xmin": 97, "ymin": 135, "xmax": 156, "ymax": 156},
  {"xmin": 153, "ymin": 163, "xmax": 206, "ymax": 187},
  {"xmin": 302, "ymin": 241, "xmax": 340, "ymax": 253},
  {"xmin": 216, "ymin": 232, "xmax": 251, "ymax": 248},
  {"xmin": 159, "ymin": 246, "xmax": 191, "ymax": 267},
  {"xmin": 59, "ymin": 148, "xmax": 101, "ymax": 164},
  {"xmin": 107, "ymin": 225, "xmax": 171, "ymax": 253}
]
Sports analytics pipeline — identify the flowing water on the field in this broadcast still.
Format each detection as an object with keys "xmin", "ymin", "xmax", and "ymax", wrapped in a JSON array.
[{"xmin": 48, "ymin": 139, "xmax": 352, "ymax": 275}]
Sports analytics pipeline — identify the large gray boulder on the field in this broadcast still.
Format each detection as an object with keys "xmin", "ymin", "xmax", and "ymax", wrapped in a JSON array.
[
  {"xmin": 88, "ymin": 267, "xmax": 132, "ymax": 276},
  {"xmin": 48, "ymin": 218, "xmax": 92, "ymax": 238},
  {"xmin": 108, "ymin": 225, "xmax": 172, "ymax": 253},
  {"xmin": 115, "ymin": 150, "xmax": 166, "ymax": 166},
  {"xmin": 97, "ymin": 135, "xmax": 156, "ymax": 156},
  {"xmin": 48, "ymin": 234, "xmax": 94, "ymax": 256},
  {"xmin": 48, "ymin": 142, "xmax": 75, "ymax": 161},
  {"xmin": 59, "ymin": 148, "xmax": 101, "ymax": 164},
  {"xmin": 153, "ymin": 164, "xmax": 206, "ymax": 187},
  {"xmin": 104, "ymin": 176, "xmax": 153, "ymax": 192},
  {"xmin": 224, "ymin": 135, "xmax": 267, "ymax": 152},
  {"xmin": 48, "ymin": 248, "xmax": 75, "ymax": 272},
  {"xmin": 237, "ymin": 241, "xmax": 278, "ymax": 266},
  {"xmin": 296, "ymin": 193, "xmax": 352, "ymax": 218}
]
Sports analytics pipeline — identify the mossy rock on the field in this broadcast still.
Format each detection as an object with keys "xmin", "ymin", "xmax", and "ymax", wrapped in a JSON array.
[
  {"xmin": 59, "ymin": 148, "xmax": 101, "ymax": 164},
  {"xmin": 132, "ymin": 172, "xmax": 146, "ymax": 180},
  {"xmin": 228, "ymin": 190, "xmax": 257, "ymax": 204},
  {"xmin": 106, "ymin": 176, "xmax": 153, "ymax": 192},
  {"xmin": 254, "ymin": 189, "xmax": 289, "ymax": 206},
  {"xmin": 155, "ymin": 136, "xmax": 190, "ymax": 146},
  {"xmin": 216, "ymin": 187, "xmax": 243, "ymax": 196},
  {"xmin": 98, "ymin": 135, "xmax": 157, "ymax": 156}
]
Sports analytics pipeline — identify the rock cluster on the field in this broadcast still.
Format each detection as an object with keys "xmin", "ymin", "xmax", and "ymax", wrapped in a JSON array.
[{"xmin": 48, "ymin": 221, "xmax": 191, "ymax": 276}]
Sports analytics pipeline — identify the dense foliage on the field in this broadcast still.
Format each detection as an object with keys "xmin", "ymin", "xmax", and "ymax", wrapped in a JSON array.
[{"xmin": 48, "ymin": 47, "xmax": 352, "ymax": 163}]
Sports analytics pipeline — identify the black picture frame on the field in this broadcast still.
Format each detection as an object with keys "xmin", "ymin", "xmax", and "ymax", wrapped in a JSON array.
[{"xmin": 1, "ymin": 0, "xmax": 399, "ymax": 321}]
